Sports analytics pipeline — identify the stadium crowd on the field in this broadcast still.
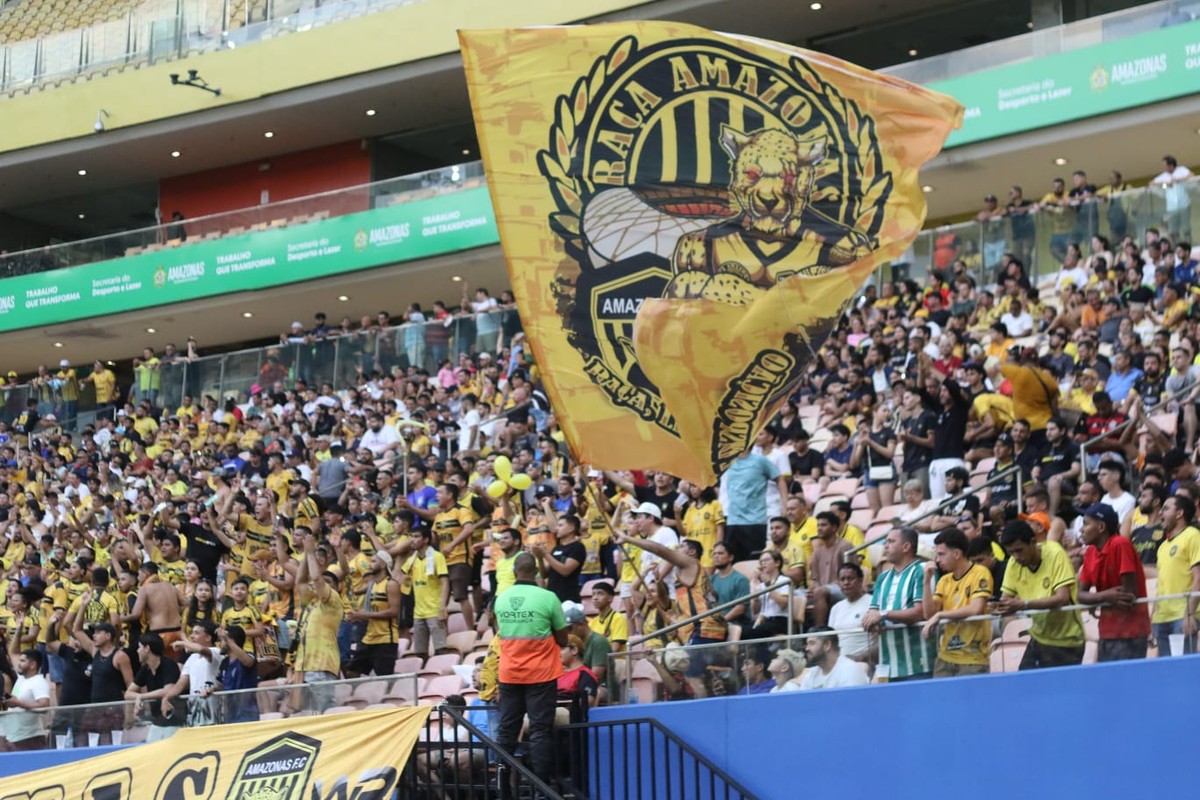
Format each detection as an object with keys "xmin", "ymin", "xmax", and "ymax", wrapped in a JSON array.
[{"xmin": 0, "ymin": 159, "xmax": 1198, "ymax": 749}]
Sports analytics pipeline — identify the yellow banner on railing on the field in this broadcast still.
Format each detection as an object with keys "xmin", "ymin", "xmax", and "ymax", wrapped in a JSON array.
[
  {"xmin": 461, "ymin": 23, "xmax": 961, "ymax": 485},
  {"xmin": 0, "ymin": 706, "xmax": 430, "ymax": 800}
]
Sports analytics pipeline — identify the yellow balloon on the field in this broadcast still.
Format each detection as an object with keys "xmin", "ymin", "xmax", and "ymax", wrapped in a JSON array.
[
  {"xmin": 494, "ymin": 455, "xmax": 513, "ymax": 482},
  {"xmin": 487, "ymin": 480, "xmax": 508, "ymax": 498},
  {"xmin": 509, "ymin": 473, "xmax": 532, "ymax": 491}
]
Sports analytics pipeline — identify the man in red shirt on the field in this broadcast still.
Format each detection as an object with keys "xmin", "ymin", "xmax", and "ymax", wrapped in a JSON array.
[{"xmin": 1077, "ymin": 503, "xmax": 1150, "ymax": 661}]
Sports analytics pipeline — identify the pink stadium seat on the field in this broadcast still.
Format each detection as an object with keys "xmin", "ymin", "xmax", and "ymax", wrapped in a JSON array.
[
  {"xmin": 394, "ymin": 657, "xmax": 424, "ymax": 675},
  {"xmin": 420, "ymin": 674, "xmax": 465, "ymax": 698},
  {"xmin": 419, "ymin": 653, "xmax": 462, "ymax": 677}
]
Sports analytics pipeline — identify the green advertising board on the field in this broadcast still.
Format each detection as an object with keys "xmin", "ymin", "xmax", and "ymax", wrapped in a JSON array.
[
  {"xmin": 931, "ymin": 17, "xmax": 1200, "ymax": 147},
  {"xmin": 0, "ymin": 186, "xmax": 500, "ymax": 333}
]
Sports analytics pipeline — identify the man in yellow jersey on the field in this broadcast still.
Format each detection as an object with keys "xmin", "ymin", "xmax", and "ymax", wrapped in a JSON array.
[
  {"xmin": 152, "ymin": 534, "xmax": 187, "ymax": 590},
  {"xmin": 490, "ymin": 528, "xmax": 522, "ymax": 600},
  {"xmin": 766, "ymin": 516, "xmax": 806, "ymax": 588},
  {"xmin": 291, "ymin": 533, "xmax": 345, "ymax": 711},
  {"xmin": 399, "ymin": 527, "xmax": 449, "ymax": 656},
  {"xmin": 921, "ymin": 528, "xmax": 992, "ymax": 677},
  {"xmin": 220, "ymin": 578, "xmax": 265, "ymax": 645},
  {"xmin": 408, "ymin": 483, "xmax": 476, "ymax": 631},
  {"xmin": 1152, "ymin": 495, "xmax": 1200, "ymax": 655},
  {"xmin": 81, "ymin": 359, "xmax": 118, "ymax": 421},
  {"xmin": 997, "ymin": 520, "xmax": 1085, "ymax": 668},
  {"xmin": 346, "ymin": 550, "xmax": 401, "ymax": 676},
  {"xmin": 785, "ymin": 495, "xmax": 818, "ymax": 563},
  {"xmin": 219, "ymin": 484, "xmax": 279, "ymax": 565},
  {"xmin": 587, "ymin": 581, "xmax": 627, "ymax": 652}
]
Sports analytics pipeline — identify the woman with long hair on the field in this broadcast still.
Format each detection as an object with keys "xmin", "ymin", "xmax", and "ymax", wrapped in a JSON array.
[{"xmin": 185, "ymin": 579, "xmax": 218, "ymax": 629}]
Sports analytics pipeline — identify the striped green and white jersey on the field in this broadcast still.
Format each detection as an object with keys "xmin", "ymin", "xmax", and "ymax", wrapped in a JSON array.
[{"xmin": 870, "ymin": 560, "xmax": 933, "ymax": 678}]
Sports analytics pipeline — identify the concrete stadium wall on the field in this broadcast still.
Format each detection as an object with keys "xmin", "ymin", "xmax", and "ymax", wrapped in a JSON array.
[{"xmin": 591, "ymin": 655, "xmax": 1200, "ymax": 799}]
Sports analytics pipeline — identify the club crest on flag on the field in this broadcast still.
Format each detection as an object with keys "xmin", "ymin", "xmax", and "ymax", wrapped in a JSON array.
[
  {"xmin": 462, "ymin": 24, "xmax": 961, "ymax": 483},
  {"xmin": 541, "ymin": 36, "xmax": 892, "ymax": 446}
]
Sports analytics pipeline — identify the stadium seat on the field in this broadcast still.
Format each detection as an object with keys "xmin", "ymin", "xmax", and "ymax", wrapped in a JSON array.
[
  {"xmin": 394, "ymin": 656, "xmax": 423, "ymax": 675},
  {"xmin": 989, "ymin": 641, "xmax": 1026, "ymax": 673},
  {"xmin": 630, "ymin": 659, "xmax": 661, "ymax": 682},
  {"xmin": 826, "ymin": 478, "xmax": 861, "ymax": 497},
  {"xmin": 323, "ymin": 705, "xmax": 357, "ymax": 715},
  {"xmin": 420, "ymin": 674, "xmax": 464, "ymax": 698},
  {"xmin": 1001, "ymin": 618, "xmax": 1032, "ymax": 643},
  {"xmin": 445, "ymin": 630, "xmax": 477, "ymax": 656},
  {"xmin": 813, "ymin": 494, "xmax": 848, "ymax": 515},
  {"xmin": 849, "ymin": 508, "xmax": 873, "ymax": 532},
  {"xmin": 850, "ymin": 492, "xmax": 871, "ymax": 510},
  {"xmin": 447, "ymin": 612, "xmax": 468, "ymax": 634},
  {"xmin": 420, "ymin": 653, "xmax": 462, "ymax": 677},
  {"xmin": 732, "ymin": 560, "xmax": 758, "ymax": 582},
  {"xmin": 873, "ymin": 504, "xmax": 905, "ymax": 524},
  {"xmin": 352, "ymin": 681, "xmax": 388, "ymax": 706}
]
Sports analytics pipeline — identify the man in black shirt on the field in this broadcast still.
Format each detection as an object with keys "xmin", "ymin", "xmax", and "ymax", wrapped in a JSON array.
[
  {"xmin": 1126, "ymin": 483, "xmax": 1167, "ymax": 567},
  {"xmin": 920, "ymin": 359, "xmax": 970, "ymax": 499},
  {"xmin": 986, "ymin": 433, "xmax": 1020, "ymax": 533},
  {"xmin": 1032, "ymin": 416, "xmax": 1081, "ymax": 514},
  {"xmin": 603, "ymin": 471, "xmax": 681, "ymax": 533},
  {"xmin": 162, "ymin": 503, "xmax": 234, "ymax": 583},
  {"xmin": 788, "ymin": 430, "xmax": 826, "ymax": 489},
  {"xmin": 899, "ymin": 386, "xmax": 936, "ymax": 493},
  {"xmin": 1010, "ymin": 419, "xmax": 1043, "ymax": 486},
  {"xmin": 533, "ymin": 513, "xmax": 586, "ymax": 604},
  {"xmin": 928, "ymin": 467, "xmax": 981, "ymax": 530},
  {"xmin": 124, "ymin": 633, "xmax": 185, "ymax": 742},
  {"xmin": 1130, "ymin": 351, "xmax": 1167, "ymax": 411}
]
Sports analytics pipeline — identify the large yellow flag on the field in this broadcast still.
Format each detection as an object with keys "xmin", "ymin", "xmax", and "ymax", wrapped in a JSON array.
[{"xmin": 461, "ymin": 23, "xmax": 961, "ymax": 485}]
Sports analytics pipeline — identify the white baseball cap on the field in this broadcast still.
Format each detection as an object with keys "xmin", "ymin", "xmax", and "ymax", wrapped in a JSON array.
[{"xmin": 633, "ymin": 501, "xmax": 662, "ymax": 520}]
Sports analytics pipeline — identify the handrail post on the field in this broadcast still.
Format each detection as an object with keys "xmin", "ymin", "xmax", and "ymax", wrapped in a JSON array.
[
  {"xmin": 786, "ymin": 577, "xmax": 794, "ymax": 639},
  {"xmin": 1080, "ymin": 439, "xmax": 1088, "ymax": 483},
  {"xmin": 1016, "ymin": 463, "xmax": 1024, "ymax": 515}
]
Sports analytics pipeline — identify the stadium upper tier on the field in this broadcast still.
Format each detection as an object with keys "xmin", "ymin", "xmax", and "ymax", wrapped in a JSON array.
[{"xmin": 0, "ymin": 159, "xmax": 1195, "ymax": 318}]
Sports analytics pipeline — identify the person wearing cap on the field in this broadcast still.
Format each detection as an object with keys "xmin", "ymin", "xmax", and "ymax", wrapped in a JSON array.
[
  {"xmin": 628, "ymin": 501, "xmax": 680, "ymax": 597},
  {"xmin": 996, "ymin": 520, "xmax": 1085, "ymax": 669},
  {"xmin": 561, "ymin": 603, "xmax": 611, "ymax": 697},
  {"xmin": 344, "ymin": 549, "xmax": 401, "ymax": 677},
  {"xmin": 1077, "ymin": 503, "xmax": 1150, "ymax": 661}
]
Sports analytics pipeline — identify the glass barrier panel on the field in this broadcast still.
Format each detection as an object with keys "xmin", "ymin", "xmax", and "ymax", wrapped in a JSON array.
[
  {"xmin": 4, "ymin": 39, "xmax": 39, "ymax": 89},
  {"xmin": 611, "ymin": 629, "xmax": 881, "ymax": 705},
  {"xmin": 220, "ymin": 348, "xmax": 266, "ymax": 403}
]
